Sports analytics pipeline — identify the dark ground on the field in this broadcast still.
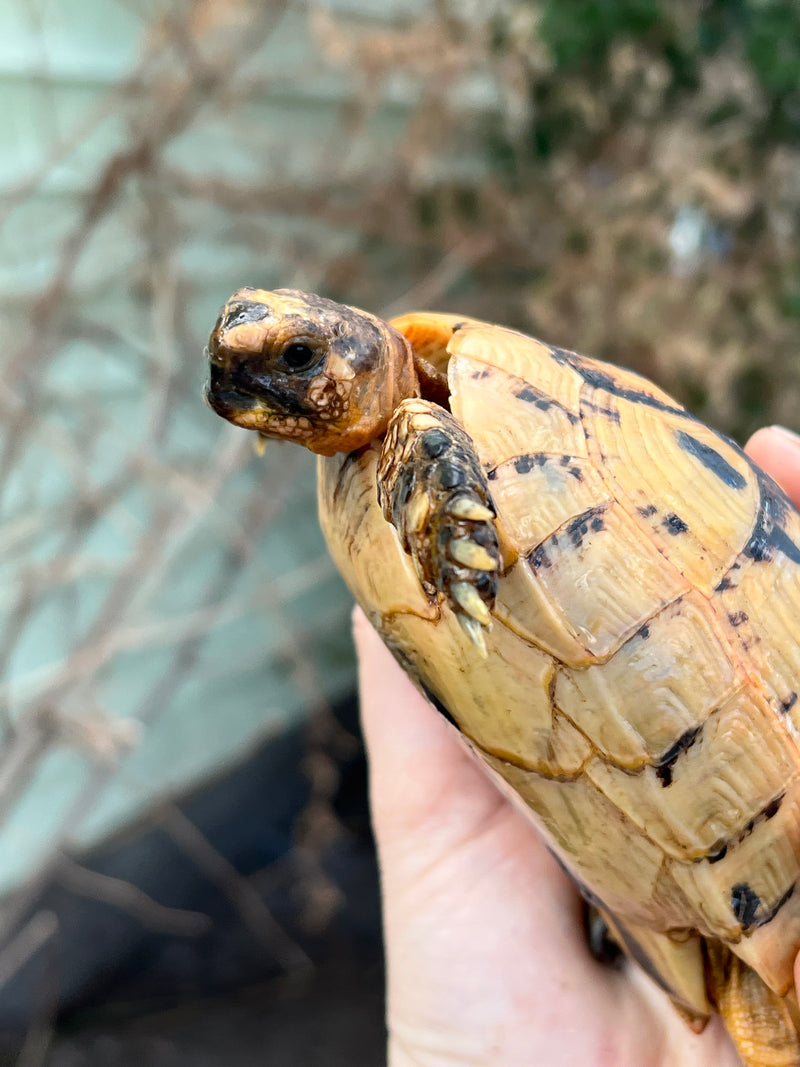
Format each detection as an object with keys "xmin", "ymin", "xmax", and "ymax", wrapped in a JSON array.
[{"xmin": 0, "ymin": 699, "xmax": 385, "ymax": 1067}]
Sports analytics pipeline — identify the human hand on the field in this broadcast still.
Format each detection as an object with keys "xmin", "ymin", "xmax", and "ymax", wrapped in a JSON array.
[{"xmin": 354, "ymin": 425, "xmax": 800, "ymax": 1067}]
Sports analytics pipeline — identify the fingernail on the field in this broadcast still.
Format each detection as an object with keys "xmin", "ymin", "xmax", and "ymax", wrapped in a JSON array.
[{"xmin": 772, "ymin": 425, "xmax": 800, "ymax": 446}]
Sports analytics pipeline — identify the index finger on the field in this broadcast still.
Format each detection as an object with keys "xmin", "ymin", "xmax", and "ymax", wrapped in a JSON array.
[{"xmin": 745, "ymin": 426, "xmax": 800, "ymax": 505}]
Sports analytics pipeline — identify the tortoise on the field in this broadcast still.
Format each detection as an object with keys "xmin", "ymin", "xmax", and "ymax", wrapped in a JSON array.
[{"xmin": 205, "ymin": 287, "xmax": 800, "ymax": 1065}]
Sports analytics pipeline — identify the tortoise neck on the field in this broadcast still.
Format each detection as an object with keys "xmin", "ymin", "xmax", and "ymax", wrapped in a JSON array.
[{"xmin": 388, "ymin": 325, "xmax": 421, "ymax": 408}]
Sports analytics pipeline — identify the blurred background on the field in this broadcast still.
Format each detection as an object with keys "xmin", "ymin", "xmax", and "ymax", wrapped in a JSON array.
[{"xmin": 1, "ymin": 0, "xmax": 800, "ymax": 1063}]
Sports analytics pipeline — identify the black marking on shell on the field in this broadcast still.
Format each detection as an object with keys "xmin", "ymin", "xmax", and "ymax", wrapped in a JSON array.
[
  {"xmin": 663, "ymin": 513, "xmax": 689, "ymax": 535},
  {"xmin": 715, "ymin": 576, "xmax": 735, "ymax": 592},
  {"xmin": 728, "ymin": 611, "xmax": 748, "ymax": 627},
  {"xmin": 582, "ymin": 400, "xmax": 622, "ymax": 424},
  {"xmin": 655, "ymin": 725, "xmax": 702, "ymax": 787},
  {"xmin": 513, "ymin": 383, "xmax": 580, "ymax": 423},
  {"xmin": 763, "ymin": 794, "xmax": 784, "ymax": 821},
  {"xmin": 452, "ymin": 322, "xmax": 466, "ymax": 331},
  {"xmin": 514, "ymin": 453, "xmax": 546, "ymax": 475},
  {"xmin": 570, "ymin": 466, "xmax": 583, "ymax": 481},
  {"xmin": 782, "ymin": 692, "xmax": 798, "ymax": 713},
  {"xmin": 707, "ymin": 793, "xmax": 785, "ymax": 864},
  {"xmin": 638, "ymin": 505, "xmax": 658, "ymax": 518},
  {"xmin": 744, "ymin": 469, "xmax": 800, "ymax": 564},
  {"xmin": 731, "ymin": 883, "xmax": 760, "ymax": 928},
  {"xmin": 471, "ymin": 368, "xmax": 491, "ymax": 380},
  {"xmin": 531, "ymin": 545, "xmax": 551, "ymax": 570},
  {"xmin": 565, "ymin": 505, "xmax": 608, "ymax": 549},
  {"xmin": 487, "ymin": 468, "xmax": 498, "ymax": 481},
  {"xmin": 332, "ymin": 447, "xmax": 367, "ymax": 505},
  {"xmin": 551, "ymin": 348, "xmax": 689, "ymax": 418},
  {"xmin": 731, "ymin": 882, "xmax": 795, "ymax": 932},
  {"xmin": 738, "ymin": 793, "xmax": 785, "ymax": 843},
  {"xmin": 421, "ymin": 429, "xmax": 450, "ymax": 459},
  {"xmin": 515, "ymin": 386, "xmax": 552, "ymax": 411},
  {"xmin": 637, "ymin": 624, "xmax": 650, "ymax": 640},
  {"xmin": 675, "ymin": 430, "xmax": 748, "ymax": 490}
]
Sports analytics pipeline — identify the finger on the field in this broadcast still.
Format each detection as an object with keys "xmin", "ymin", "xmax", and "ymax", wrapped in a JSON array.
[{"xmin": 745, "ymin": 426, "xmax": 800, "ymax": 506}]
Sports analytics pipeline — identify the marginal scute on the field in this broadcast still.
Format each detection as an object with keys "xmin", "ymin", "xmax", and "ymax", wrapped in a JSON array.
[
  {"xmin": 669, "ymin": 791, "xmax": 800, "ymax": 983},
  {"xmin": 450, "ymin": 324, "xmax": 583, "ymax": 404},
  {"xmin": 734, "ymin": 878, "xmax": 800, "ymax": 998},
  {"xmin": 713, "ymin": 504, "xmax": 800, "ymax": 737},
  {"xmin": 602, "ymin": 916, "xmax": 711, "ymax": 1017},
  {"xmin": 385, "ymin": 608, "xmax": 590, "ymax": 777},
  {"xmin": 493, "ymin": 562, "xmax": 597, "ymax": 667},
  {"xmin": 317, "ymin": 447, "xmax": 435, "ymax": 620},
  {"xmin": 476, "ymin": 752, "xmax": 692, "ymax": 929}
]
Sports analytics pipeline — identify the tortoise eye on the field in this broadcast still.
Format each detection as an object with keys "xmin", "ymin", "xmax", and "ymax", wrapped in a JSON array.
[{"xmin": 281, "ymin": 342, "xmax": 319, "ymax": 371}]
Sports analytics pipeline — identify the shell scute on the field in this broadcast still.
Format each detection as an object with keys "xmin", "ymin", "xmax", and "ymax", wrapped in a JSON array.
[
  {"xmin": 524, "ymin": 499, "xmax": 690, "ymax": 659},
  {"xmin": 447, "ymin": 333, "xmax": 586, "ymax": 469},
  {"xmin": 581, "ymin": 390, "xmax": 760, "ymax": 596},
  {"xmin": 669, "ymin": 790, "xmax": 800, "ymax": 986},
  {"xmin": 318, "ymin": 447, "xmax": 434, "ymax": 620},
  {"xmin": 487, "ymin": 452, "xmax": 611, "ymax": 556},
  {"xmin": 711, "ymin": 480, "xmax": 800, "ymax": 736},
  {"xmin": 554, "ymin": 591, "xmax": 739, "ymax": 767},
  {"xmin": 584, "ymin": 686, "xmax": 798, "ymax": 863},
  {"xmin": 385, "ymin": 606, "xmax": 591, "ymax": 777},
  {"xmin": 493, "ymin": 561, "xmax": 598, "ymax": 667},
  {"xmin": 478, "ymin": 751, "xmax": 692, "ymax": 928}
]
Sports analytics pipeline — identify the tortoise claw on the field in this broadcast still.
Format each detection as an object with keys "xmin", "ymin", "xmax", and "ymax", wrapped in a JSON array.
[
  {"xmin": 378, "ymin": 399, "xmax": 499, "ymax": 645},
  {"xmin": 451, "ymin": 581, "xmax": 492, "ymax": 626},
  {"xmin": 447, "ymin": 495, "xmax": 495, "ymax": 522},
  {"xmin": 458, "ymin": 614, "xmax": 488, "ymax": 658}
]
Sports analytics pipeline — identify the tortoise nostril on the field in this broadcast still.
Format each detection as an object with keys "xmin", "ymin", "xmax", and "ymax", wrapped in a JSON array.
[{"xmin": 222, "ymin": 300, "xmax": 270, "ymax": 331}]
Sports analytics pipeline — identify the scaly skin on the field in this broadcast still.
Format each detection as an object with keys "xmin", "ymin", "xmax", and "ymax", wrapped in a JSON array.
[{"xmin": 377, "ymin": 398, "xmax": 500, "ymax": 654}]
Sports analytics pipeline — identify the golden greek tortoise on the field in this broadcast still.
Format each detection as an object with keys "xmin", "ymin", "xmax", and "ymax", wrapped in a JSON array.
[{"xmin": 205, "ymin": 288, "xmax": 800, "ymax": 1066}]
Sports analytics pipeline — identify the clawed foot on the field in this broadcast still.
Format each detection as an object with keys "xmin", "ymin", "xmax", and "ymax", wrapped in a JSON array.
[{"xmin": 378, "ymin": 399, "xmax": 500, "ymax": 655}]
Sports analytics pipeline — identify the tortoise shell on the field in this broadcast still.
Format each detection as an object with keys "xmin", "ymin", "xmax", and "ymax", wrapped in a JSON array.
[{"xmin": 206, "ymin": 289, "xmax": 800, "ymax": 1065}]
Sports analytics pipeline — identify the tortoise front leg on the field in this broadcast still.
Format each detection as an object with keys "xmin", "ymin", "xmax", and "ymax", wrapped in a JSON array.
[{"xmin": 377, "ymin": 398, "xmax": 500, "ymax": 654}]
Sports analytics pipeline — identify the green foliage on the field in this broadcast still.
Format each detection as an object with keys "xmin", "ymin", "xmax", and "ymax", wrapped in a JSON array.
[
  {"xmin": 743, "ymin": 1, "xmax": 800, "ymax": 95},
  {"xmin": 540, "ymin": 0, "xmax": 662, "ymax": 69}
]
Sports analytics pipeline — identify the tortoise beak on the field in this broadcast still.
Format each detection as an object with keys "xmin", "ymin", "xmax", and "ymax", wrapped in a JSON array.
[{"xmin": 204, "ymin": 360, "xmax": 262, "ymax": 420}]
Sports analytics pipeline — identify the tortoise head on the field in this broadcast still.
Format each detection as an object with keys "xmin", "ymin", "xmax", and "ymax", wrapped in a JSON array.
[{"xmin": 205, "ymin": 288, "xmax": 419, "ymax": 456}]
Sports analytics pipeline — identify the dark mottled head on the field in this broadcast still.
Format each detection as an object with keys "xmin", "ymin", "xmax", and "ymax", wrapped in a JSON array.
[{"xmin": 205, "ymin": 288, "xmax": 418, "ymax": 455}]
